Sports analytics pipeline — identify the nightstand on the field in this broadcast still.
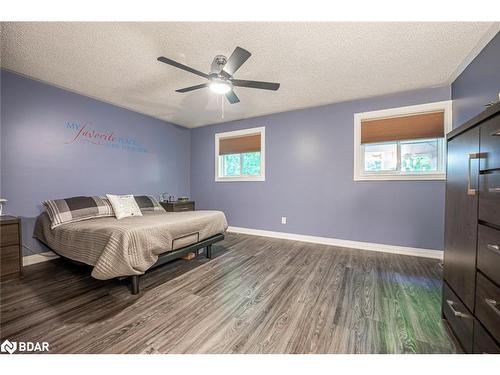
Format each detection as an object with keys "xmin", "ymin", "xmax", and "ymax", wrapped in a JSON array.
[
  {"xmin": 0, "ymin": 215, "xmax": 23, "ymax": 280},
  {"xmin": 160, "ymin": 200, "xmax": 195, "ymax": 212}
]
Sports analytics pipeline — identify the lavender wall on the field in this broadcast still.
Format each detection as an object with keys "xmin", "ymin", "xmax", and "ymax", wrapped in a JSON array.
[
  {"xmin": 1, "ymin": 70, "xmax": 190, "ymax": 255},
  {"xmin": 452, "ymin": 32, "xmax": 500, "ymax": 128},
  {"xmin": 191, "ymin": 87, "xmax": 451, "ymax": 250}
]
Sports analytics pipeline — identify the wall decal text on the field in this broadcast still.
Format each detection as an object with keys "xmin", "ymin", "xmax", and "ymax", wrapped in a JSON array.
[{"xmin": 65, "ymin": 122, "xmax": 148, "ymax": 153}]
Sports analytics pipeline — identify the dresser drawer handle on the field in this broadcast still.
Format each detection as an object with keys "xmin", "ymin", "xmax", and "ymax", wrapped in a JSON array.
[
  {"xmin": 446, "ymin": 300, "xmax": 469, "ymax": 318},
  {"xmin": 485, "ymin": 298, "xmax": 500, "ymax": 317},
  {"xmin": 488, "ymin": 187, "xmax": 500, "ymax": 193},
  {"xmin": 492, "ymin": 129, "xmax": 500, "ymax": 136},
  {"xmin": 467, "ymin": 153, "xmax": 480, "ymax": 196},
  {"xmin": 487, "ymin": 244, "xmax": 500, "ymax": 255}
]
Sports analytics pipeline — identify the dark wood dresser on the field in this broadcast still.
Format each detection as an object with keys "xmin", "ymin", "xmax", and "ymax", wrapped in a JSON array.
[
  {"xmin": 0, "ymin": 215, "xmax": 23, "ymax": 280},
  {"xmin": 443, "ymin": 102, "xmax": 500, "ymax": 353},
  {"xmin": 160, "ymin": 200, "xmax": 195, "ymax": 212}
]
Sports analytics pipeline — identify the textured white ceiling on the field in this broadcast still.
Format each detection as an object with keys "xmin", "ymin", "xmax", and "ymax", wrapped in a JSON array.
[{"xmin": 1, "ymin": 22, "xmax": 498, "ymax": 128}]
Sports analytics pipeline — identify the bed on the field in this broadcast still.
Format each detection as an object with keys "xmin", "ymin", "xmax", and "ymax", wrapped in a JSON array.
[{"xmin": 34, "ymin": 210, "xmax": 228, "ymax": 294}]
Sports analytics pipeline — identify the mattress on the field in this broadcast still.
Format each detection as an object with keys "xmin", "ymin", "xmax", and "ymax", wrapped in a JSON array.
[{"xmin": 33, "ymin": 210, "xmax": 228, "ymax": 280}]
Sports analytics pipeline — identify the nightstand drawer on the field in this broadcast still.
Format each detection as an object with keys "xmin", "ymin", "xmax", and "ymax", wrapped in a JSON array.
[
  {"xmin": 160, "ymin": 201, "xmax": 195, "ymax": 212},
  {"xmin": 0, "ymin": 245, "xmax": 21, "ymax": 277},
  {"xmin": 0, "ymin": 223, "xmax": 20, "ymax": 246},
  {"xmin": 173, "ymin": 203, "xmax": 194, "ymax": 212}
]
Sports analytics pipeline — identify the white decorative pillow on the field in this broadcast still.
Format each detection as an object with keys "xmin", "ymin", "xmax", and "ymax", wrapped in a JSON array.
[{"xmin": 106, "ymin": 194, "xmax": 143, "ymax": 220}]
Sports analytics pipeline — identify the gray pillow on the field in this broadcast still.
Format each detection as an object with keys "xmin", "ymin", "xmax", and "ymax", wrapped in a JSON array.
[
  {"xmin": 42, "ymin": 196, "xmax": 114, "ymax": 229},
  {"xmin": 134, "ymin": 195, "xmax": 165, "ymax": 212}
]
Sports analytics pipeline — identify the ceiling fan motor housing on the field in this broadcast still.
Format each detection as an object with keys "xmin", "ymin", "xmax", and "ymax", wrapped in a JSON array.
[{"xmin": 210, "ymin": 55, "xmax": 228, "ymax": 75}]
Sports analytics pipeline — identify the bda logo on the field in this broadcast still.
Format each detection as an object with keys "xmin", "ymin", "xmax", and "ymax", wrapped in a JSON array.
[{"xmin": 1, "ymin": 339, "xmax": 17, "ymax": 354}]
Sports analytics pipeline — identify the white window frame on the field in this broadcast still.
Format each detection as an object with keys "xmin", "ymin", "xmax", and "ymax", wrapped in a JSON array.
[
  {"xmin": 353, "ymin": 101, "xmax": 452, "ymax": 181},
  {"xmin": 215, "ymin": 126, "xmax": 265, "ymax": 182}
]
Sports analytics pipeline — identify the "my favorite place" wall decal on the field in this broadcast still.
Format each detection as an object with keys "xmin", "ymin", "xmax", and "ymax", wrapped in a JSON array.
[{"xmin": 64, "ymin": 121, "xmax": 148, "ymax": 153}]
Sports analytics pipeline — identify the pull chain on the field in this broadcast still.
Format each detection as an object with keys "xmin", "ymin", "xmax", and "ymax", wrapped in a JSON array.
[{"xmin": 221, "ymin": 95, "xmax": 224, "ymax": 120}]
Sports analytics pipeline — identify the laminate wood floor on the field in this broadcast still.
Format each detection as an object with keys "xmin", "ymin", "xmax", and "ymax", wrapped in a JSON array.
[{"xmin": 0, "ymin": 233, "xmax": 457, "ymax": 354}]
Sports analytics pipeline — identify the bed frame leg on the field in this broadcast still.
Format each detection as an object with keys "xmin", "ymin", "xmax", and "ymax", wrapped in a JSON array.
[
  {"xmin": 206, "ymin": 245, "xmax": 212, "ymax": 259},
  {"xmin": 131, "ymin": 275, "xmax": 140, "ymax": 295}
]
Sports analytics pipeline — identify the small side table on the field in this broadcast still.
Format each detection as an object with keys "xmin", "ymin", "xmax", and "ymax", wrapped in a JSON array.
[
  {"xmin": 160, "ymin": 200, "xmax": 195, "ymax": 212},
  {"xmin": 0, "ymin": 215, "xmax": 23, "ymax": 280}
]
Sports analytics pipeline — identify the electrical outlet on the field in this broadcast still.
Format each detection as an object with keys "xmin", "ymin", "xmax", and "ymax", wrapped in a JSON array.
[{"xmin": 281, "ymin": 216, "xmax": 287, "ymax": 224}]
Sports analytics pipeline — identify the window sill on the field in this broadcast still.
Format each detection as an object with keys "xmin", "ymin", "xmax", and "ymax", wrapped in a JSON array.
[
  {"xmin": 215, "ymin": 176, "xmax": 266, "ymax": 182},
  {"xmin": 354, "ymin": 173, "xmax": 445, "ymax": 181}
]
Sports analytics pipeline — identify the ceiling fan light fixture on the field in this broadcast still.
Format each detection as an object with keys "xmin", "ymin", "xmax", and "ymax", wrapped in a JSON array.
[{"xmin": 209, "ymin": 80, "xmax": 231, "ymax": 95}]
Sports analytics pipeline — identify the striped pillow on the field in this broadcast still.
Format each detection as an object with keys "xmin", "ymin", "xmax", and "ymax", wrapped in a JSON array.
[
  {"xmin": 42, "ymin": 196, "xmax": 114, "ymax": 229},
  {"xmin": 134, "ymin": 195, "xmax": 165, "ymax": 212}
]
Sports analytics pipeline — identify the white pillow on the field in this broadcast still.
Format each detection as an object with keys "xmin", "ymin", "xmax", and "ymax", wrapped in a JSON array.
[{"xmin": 106, "ymin": 194, "xmax": 143, "ymax": 220}]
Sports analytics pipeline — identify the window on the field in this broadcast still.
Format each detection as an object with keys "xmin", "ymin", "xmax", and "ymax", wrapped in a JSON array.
[
  {"xmin": 215, "ymin": 127, "xmax": 265, "ymax": 181},
  {"xmin": 354, "ymin": 101, "xmax": 452, "ymax": 181},
  {"xmin": 364, "ymin": 142, "xmax": 397, "ymax": 172}
]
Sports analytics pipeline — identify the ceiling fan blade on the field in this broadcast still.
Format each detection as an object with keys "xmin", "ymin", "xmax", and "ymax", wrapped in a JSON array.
[
  {"xmin": 222, "ymin": 47, "xmax": 251, "ymax": 77},
  {"xmin": 231, "ymin": 79, "xmax": 280, "ymax": 91},
  {"xmin": 175, "ymin": 83, "xmax": 208, "ymax": 93},
  {"xmin": 225, "ymin": 90, "xmax": 240, "ymax": 104},
  {"xmin": 157, "ymin": 56, "xmax": 209, "ymax": 79}
]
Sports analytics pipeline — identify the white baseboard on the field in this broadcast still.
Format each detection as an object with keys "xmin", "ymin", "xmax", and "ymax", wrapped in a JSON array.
[
  {"xmin": 227, "ymin": 226, "xmax": 443, "ymax": 260},
  {"xmin": 20, "ymin": 229, "xmax": 443, "ymax": 266},
  {"xmin": 23, "ymin": 251, "xmax": 59, "ymax": 267}
]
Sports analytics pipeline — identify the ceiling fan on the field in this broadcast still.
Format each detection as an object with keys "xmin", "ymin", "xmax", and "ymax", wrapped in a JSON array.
[{"xmin": 157, "ymin": 47, "xmax": 280, "ymax": 104}]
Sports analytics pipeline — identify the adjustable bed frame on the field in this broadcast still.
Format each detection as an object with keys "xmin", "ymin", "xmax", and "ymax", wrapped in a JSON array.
[
  {"xmin": 46, "ymin": 233, "xmax": 225, "ymax": 295},
  {"xmin": 129, "ymin": 233, "xmax": 225, "ymax": 294}
]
